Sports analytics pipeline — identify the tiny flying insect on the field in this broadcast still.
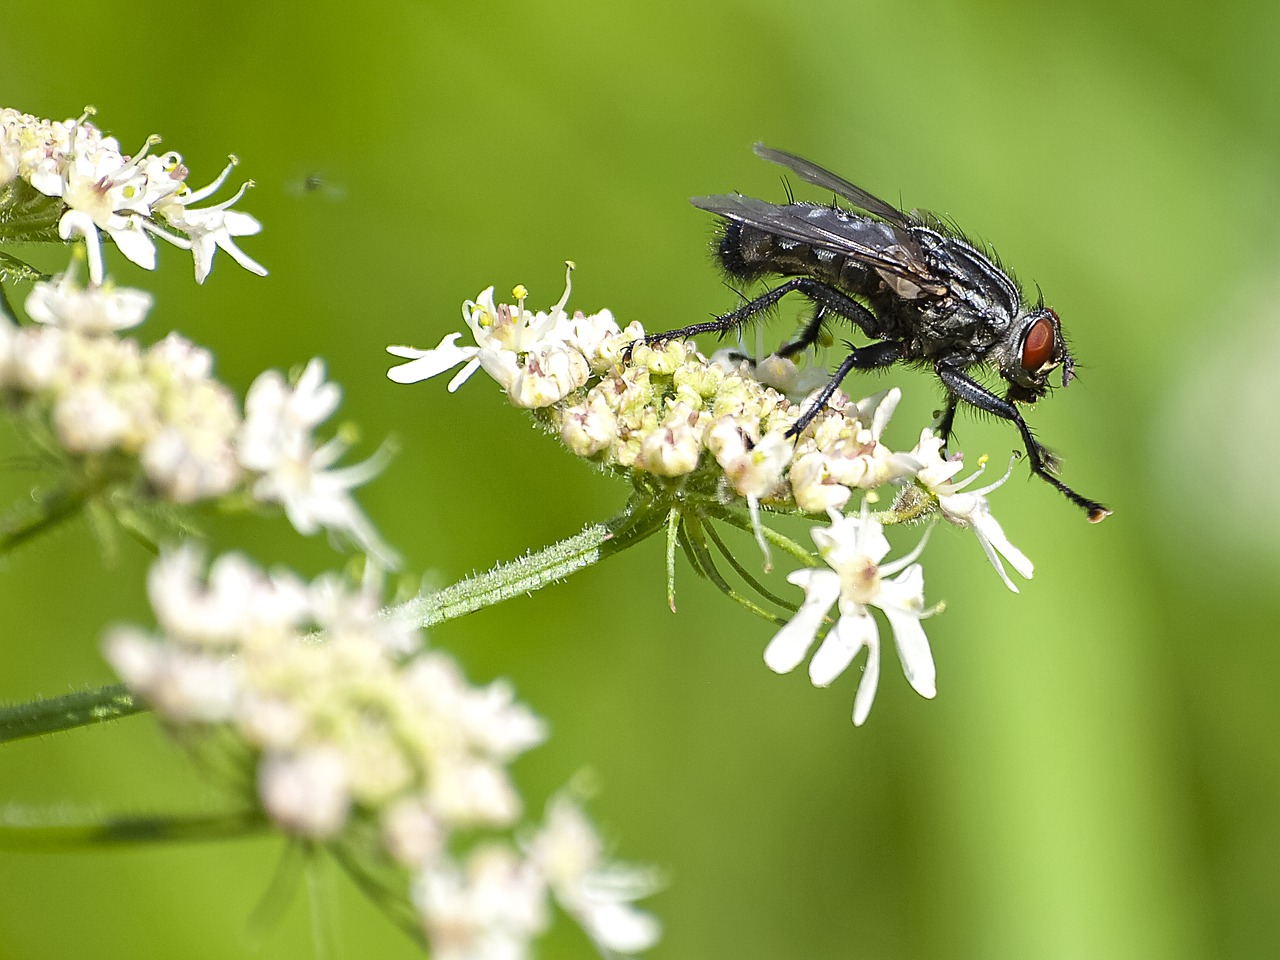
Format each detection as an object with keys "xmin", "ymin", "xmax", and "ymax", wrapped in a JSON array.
[{"xmin": 649, "ymin": 143, "xmax": 1109, "ymax": 522}]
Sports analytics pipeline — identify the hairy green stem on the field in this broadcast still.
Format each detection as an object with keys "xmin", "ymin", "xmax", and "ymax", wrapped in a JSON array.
[
  {"xmin": 387, "ymin": 495, "xmax": 668, "ymax": 630},
  {"xmin": 0, "ymin": 683, "xmax": 142, "ymax": 744}
]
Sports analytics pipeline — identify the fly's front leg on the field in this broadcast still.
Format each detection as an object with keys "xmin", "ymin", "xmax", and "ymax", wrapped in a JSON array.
[
  {"xmin": 787, "ymin": 340, "xmax": 903, "ymax": 437},
  {"xmin": 935, "ymin": 363, "xmax": 1110, "ymax": 522}
]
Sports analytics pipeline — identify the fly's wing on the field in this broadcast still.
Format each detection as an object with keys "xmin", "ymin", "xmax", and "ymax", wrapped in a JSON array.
[
  {"xmin": 753, "ymin": 144, "xmax": 910, "ymax": 226},
  {"xmin": 691, "ymin": 193, "xmax": 946, "ymax": 294}
]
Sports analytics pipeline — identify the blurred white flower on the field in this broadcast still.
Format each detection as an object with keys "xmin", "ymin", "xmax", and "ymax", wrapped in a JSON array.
[
  {"xmin": 24, "ymin": 269, "xmax": 153, "ymax": 334},
  {"xmin": 527, "ymin": 795, "xmax": 662, "ymax": 955},
  {"xmin": 259, "ymin": 747, "xmax": 352, "ymax": 839},
  {"xmin": 239, "ymin": 358, "xmax": 397, "ymax": 566},
  {"xmin": 416, "ymin": 845, "xmax": 549, "ymax": 960}
]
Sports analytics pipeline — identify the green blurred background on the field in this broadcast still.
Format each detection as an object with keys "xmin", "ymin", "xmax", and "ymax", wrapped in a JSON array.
[{"xmin": 2, "ymin": 0, "xmax": 1278, "ymax": 957}]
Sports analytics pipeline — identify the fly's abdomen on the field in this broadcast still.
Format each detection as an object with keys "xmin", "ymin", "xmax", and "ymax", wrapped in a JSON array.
[{"xmin": 714, "ymin": 221, "xmax": 879, "ymax": 299}]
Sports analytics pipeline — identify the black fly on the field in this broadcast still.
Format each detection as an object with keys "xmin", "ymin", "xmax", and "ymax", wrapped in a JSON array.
[{"xmin": 651, "ymin": 144, "xmax": 1109, "ymax": 522}]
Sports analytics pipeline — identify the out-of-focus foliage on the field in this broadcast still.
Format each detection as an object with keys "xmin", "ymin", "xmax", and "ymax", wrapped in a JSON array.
[{"xmin": 2, "ymin": 0, "xmax": 1276, "ymax": 957}]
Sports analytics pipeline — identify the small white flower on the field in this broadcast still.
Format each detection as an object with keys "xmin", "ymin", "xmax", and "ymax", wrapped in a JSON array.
[
  {"xmin": 52, "ymin": 385, "xmax": 129, "ymax": 452},
  {"xmin": 788, "ymin": 388, "xmax": 920, "ymax": 513},
  {"xmin": 0, "ymin": 130, "xmax": 18, "ymax": 187},
  {"xmin": 239, "ymin": 359, "xmax": 397, "ymax": 566},
  {"xmin": 386, "ymin": 265, "xmax": 593, "ymax": 407},
  {"xmin": 386, "ymin": 332, "xmax": 483, "ymax": 390},
  {"xmin": 55, "ymin": 137, "xmax": 161, "ymax": 283},
  {"xmin": 909, "ymin": 429, "xmax": 1034, "ymax": 592},
  {"xmin": 259, "ymin": 747, "xmax": 352, "ymax": 839},
  {"xmin": 633, "ymin": 401, "xmax": 704, "ymax": 476},
  {"xmin": 707, "ymin": 422, "xmax": 794, "ymax": 566},
  {"xmin": 563, "ymin": 307, "xmax": 622, "ymax": 370},
  {"xmin": 764, "ymin": 506, "xmax": 936, "ymax": 726},
  {"xmin": 527, "ymin": 795, "xmax": 661, "ymax": 955},
  {"xmin": 559, "ymin": 389, "xmax": 619, "ymax": 457},
  {"xmin": 155, "ymin": 164, "xmax": 267, "ymax": 283},
  {"xmin": 753, "ymin": 352, "xmax": 832, "ymax": 401},
  {"xmin": 24, "ymin": 270, "xmax": 153, "ymax": 334}
]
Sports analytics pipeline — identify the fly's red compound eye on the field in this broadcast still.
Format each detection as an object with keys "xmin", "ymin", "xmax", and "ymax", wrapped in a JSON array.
[{"xmin": 1021, "ymin": 313, "xmax": 1056, "ymax": 372}]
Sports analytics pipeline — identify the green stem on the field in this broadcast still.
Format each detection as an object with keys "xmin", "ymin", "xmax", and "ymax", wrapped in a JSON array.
[
  {"xmin": 704, "ymin": 503, "xmax": 818, "ymax": 567},
  {"xmin": 0, "ymin": 279, "xmax": 17, "ymax": 321},
  {"xmin": 387, "ymin": 495, "xmax": 668, "ymax": 630},
  {"xmin": 680, "ymin": 513, "xmax": 788, "ymax": 626},
  {"xmin": 0, "ymin": 471, "xmax": 121, "ymax": 555},
  {"xmin": 0, "ymin": 250, "xmax": 48, "ymax": 287},
  {"xmin": 0, "ymin": 683, "xmax": 143, "ymax": 744},
  {"xmin": 702, "ymin": 519, "xmax": 797, "ymax": 612},
  {"xmin": 665, "ymin": 506, "xmax": 680, "ymax": 613},
  {"xmin": 306, "ymin": 853, "xmax": 339, "ymax": 960},
  {"xmin": 0, "ymin": 808, "xmax": 267, "ymax": 850},
  {"xmin": 245, "ymin": 842, "xmax": 308, "ymax": 949},
  {"xmin": 329, "ymin": 836, "xmax": 423, "ymax": 944}
]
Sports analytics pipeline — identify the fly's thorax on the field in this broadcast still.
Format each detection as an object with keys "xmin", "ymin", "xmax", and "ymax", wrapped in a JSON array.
[{"xmin": 916, "ymin": 229, "xmax": 1021, "ymax": 324}]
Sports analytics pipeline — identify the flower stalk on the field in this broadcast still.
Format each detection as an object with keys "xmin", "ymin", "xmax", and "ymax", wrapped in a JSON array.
[
  {"xmin": 0, "ymin": 683, "xmax": 141, "ymax": 744},
  {"xmin": 0, "ymin": 808, "xmax": 267, "ymax": 850}
]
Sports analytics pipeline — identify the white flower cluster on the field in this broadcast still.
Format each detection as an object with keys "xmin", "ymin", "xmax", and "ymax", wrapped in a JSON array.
[
  {"xmin": 388, "ymin": 269, "xmax": 1040, "ymax": 724},
  {"xmin": 0, "ymin": 106, "xmax": 264, "ymax": 283},
  {"xmin": 387, "ymin": 270, "xmax": 1031, "ymax": 576},
  {"xmin": 105, "ymin": 549, "xmax": 659, "ymax": 957},
  {"xmin": 387, "ymin": 269, "xmax": 925, "ymax": 517},
  {"xmin": 0, "ymin": 268, "xmax": 391, "ymax": 562}
]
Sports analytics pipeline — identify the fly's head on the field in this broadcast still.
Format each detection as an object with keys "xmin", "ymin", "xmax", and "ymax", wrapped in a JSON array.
[{"xmin": 997, "ymin": 306, "xmax": 1073, "ymax": 405}]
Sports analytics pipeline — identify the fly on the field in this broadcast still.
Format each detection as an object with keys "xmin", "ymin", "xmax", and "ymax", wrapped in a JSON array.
[{"xmin": 650, "ymin": 144, "xmax": 1109, "ymax": 522}]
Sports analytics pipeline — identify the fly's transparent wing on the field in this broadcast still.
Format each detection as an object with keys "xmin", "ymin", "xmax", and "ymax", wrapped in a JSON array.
[
  {"xmin": 691, "ymin": 193, "xmax": 945, "ymax": 294},
  {"xmin": 753, "ymin": 144, "xmax": 909, "ymax": 226}
]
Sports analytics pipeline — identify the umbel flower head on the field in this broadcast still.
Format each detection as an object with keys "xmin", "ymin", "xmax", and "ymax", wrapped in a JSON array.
[
  {"xmin": 105, "ymin": 549, "xmax": 660, "ymax": 955},
  {"xmin": 0, "ymin": 260, "xmax": 392, "ymax": 563},
  {"xmin": 0, "ymin": 105, "xmax": 265, "ymax": 283},
  {"xmin": 388, "ymin": 266, "xmax": 1039, "ymax": 725},
  {"xmin": 387, "ymin": 264, "xmax": 922, "ymax": 518}
]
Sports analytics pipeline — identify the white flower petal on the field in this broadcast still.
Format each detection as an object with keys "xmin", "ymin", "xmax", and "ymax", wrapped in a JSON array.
[
  {"xmin": 850, "ymin": 621, "xmax": 883, "ymax": 727},
  {"xmin": 878, "ymin": 565, "xmax": 936, "ymax": 699},
  {"xmin": 809, "ymin": 608, "xmax": 875, "ymax": 687},
  {"xmin": 763, "ymin": 570, "xmax": 839, "ymax": 674},
  {"xmin": 386, "ymin": 334, "xmax": 480, "ymax": 384},
  {"xmin": 972, "ymin": 504, "xmax": 1034, "ymax": 582}
]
